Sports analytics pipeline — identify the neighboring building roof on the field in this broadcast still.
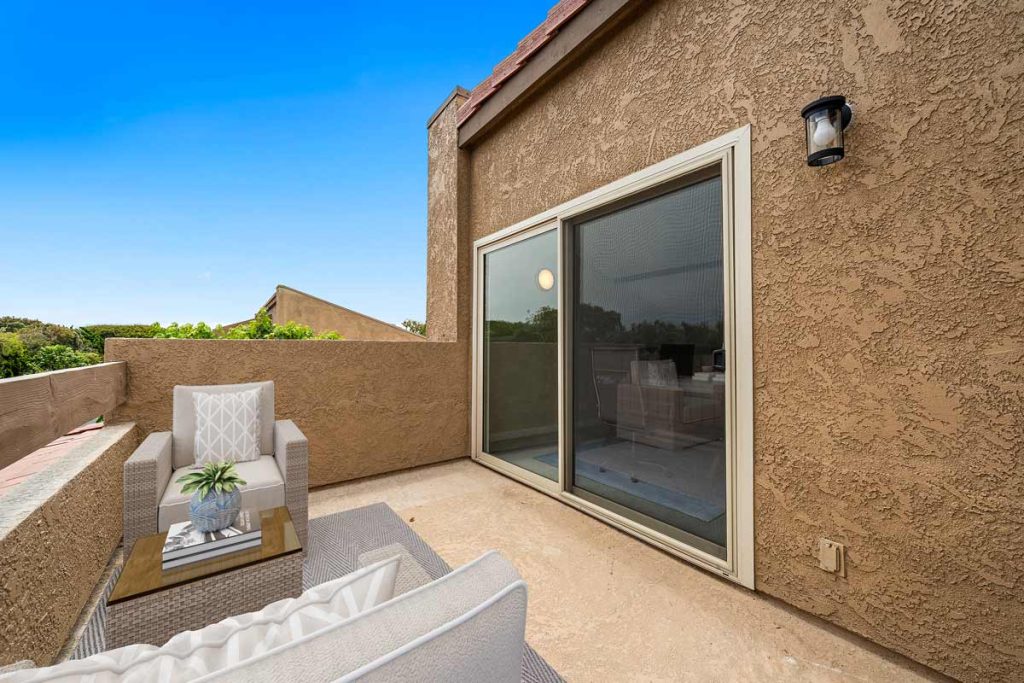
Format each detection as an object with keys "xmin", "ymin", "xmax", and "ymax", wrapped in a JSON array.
[
  {"xmin": 264, "ymin": 285, "xmax": 425, "ymax": 341},
  {"xmin": 455, "ymin": 0, "xmax": 639, "ymax": 144}
]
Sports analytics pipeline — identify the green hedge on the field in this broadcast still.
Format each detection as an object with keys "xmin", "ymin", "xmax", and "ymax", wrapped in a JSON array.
[
  {"xmin": 78, "ymin": 324, "xmax": 159, "ymax": 355},
  {"xmin": 0, "ymin": 311, "xmax": 342, "ymax": 378},
  {"xmin": 152, "ymin": 309, "xmax": 340, "ymax": 340}
]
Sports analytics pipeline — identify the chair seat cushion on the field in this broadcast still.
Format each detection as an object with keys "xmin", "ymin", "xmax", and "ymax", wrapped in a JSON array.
[{"xmin": 159, "ymin": 456, "xmax": 285, "ymax": 531}]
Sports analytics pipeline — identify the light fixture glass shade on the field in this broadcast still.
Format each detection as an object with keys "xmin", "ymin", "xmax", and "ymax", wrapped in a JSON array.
[
  {"xmin": 537, "ymin": 268, "xmax": 555, "ymax": 291},
  {"xmin": 801, "ymin": 96, "xmax": 851, "ymax": 167}
]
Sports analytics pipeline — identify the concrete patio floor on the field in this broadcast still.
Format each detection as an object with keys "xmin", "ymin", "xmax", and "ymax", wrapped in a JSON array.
[{"xmin": 311, "ymin": 458, "xmax": 945, "ymax": 683}]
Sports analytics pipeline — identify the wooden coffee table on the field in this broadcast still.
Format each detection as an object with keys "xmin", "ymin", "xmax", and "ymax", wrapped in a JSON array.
[{"xmin": 107, "ymin": 506, "xmax": 303, "ymax": 649}]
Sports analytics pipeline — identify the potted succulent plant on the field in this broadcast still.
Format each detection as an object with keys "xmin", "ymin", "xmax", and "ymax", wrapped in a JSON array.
[{"xmin": 176, "ymin": 461, "xmax": 247, "ymax": 532}]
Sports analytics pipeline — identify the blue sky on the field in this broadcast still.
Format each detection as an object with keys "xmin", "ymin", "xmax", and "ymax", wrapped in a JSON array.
[{"xmin": 0, "ymin": 1, "xmax": 554, "ymax": 327}]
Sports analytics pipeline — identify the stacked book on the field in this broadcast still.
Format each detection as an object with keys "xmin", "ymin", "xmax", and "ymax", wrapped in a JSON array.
[{"xmin": 161, "ymin": 510, "xmax": 262, "ymax": 570}]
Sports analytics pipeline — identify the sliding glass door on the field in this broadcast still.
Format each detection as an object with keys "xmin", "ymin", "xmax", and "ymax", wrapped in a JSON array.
[
  {"xmin": 473, "ymin": 128, "xmax": 752, "ymax": 584},
  {"xmin": 568, "ymin": 168, "xmax": 727, "ymax": 559},
  {"xmin": 479, "ymin": 227, "xmax": 559, "ymax": 484}
]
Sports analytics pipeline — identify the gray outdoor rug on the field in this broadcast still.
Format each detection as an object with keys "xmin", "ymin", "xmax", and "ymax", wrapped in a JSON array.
[{"xmin": 72, "ymin": 503, "xmax": 563, "ymax": 682}]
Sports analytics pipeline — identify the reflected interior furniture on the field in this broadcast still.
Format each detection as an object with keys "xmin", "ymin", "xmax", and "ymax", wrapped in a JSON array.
[
  {"xmin": 616, "ymin": 361, "xmax": 725, "ymax": 451},
  {"xmin": 590, "ymin": 345, "xmax": 641, "ymax": 430},
  {"xmin": 106, "ymin": 506, "xmax": 303, "ymax": 650},
  {"xmin": 123, "ymin": 381, "xmax": 308, "ymax": 554}
]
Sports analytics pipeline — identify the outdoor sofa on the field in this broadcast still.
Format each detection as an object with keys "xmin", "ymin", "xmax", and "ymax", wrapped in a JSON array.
[{"xmin": 0, "ymin": 551, "xmax": 529, "ymax": 682}]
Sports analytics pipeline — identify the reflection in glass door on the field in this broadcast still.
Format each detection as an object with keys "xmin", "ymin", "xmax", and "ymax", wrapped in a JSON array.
[
  {"xmin": 570, "ymin": 168, "xmax": 728, "ymax": 559},
  {"xmin": 481, "ymin": 229, "xmax": 559, "ymax": 482},
  {"xmin": 473, "ymin": 130, "xmax": 752, "ymax": 583}
]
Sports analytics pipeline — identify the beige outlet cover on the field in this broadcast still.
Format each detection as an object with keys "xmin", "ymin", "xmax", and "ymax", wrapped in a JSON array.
[{"xmin": 818, "ymin": 539, "xmax": 846, "ymax": 577}]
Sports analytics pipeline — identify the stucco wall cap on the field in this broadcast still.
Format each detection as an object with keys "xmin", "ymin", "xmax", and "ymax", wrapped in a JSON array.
[
  {"xmin": 0, "ymin": 422, "xmax": 137, "ymax": 539},
  {"xmin": 426, "ymin": 85, "xmax": 470, "ymax": 129}
]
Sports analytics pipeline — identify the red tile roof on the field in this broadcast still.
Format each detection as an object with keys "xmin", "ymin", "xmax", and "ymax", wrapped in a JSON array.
[
  {"xmin": 456, "ymin": 0, "xmax": 592, "ymax": 127},
  {"xmin": 0, "ymin": 422, "xmax": 104, "ymax": 497}
]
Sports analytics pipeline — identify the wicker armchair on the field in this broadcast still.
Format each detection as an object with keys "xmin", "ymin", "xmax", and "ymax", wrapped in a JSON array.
[{"xmin": 123, "ymin": 381, "xmax": 308, "ymax": 553}]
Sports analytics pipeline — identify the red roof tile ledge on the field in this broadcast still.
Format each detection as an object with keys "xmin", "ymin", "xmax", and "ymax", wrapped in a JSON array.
[{"xmin": 456, "ymin": 0, "xmax": 592, "ymax": 127}]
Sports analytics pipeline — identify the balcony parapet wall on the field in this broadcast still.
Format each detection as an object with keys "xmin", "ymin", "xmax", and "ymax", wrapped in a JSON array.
[
  {"xmin": 0, "ymin": 362, "xmax": 127, "ymax": 469},
  {"xmin": 0, "ymin": 422, "xmax": 139, "ymax": 668},
  {"xmin": 104, "ymin": 338, "xmax": 471, "ymax": 488}
]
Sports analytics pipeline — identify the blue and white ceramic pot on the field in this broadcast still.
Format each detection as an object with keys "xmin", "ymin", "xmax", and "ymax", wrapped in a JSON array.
[{"xmin": 189, "ymin": 489, "xmax": 241, "ymax": 532}]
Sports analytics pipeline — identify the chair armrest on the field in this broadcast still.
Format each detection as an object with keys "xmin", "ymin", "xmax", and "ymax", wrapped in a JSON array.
[
  {"xmin": 274, "ymin": 420, "xmax": 309, "ymax": 547},
  {"xmin": 123, "ymin": 431, "xmax": 173, "ymax": 554}
]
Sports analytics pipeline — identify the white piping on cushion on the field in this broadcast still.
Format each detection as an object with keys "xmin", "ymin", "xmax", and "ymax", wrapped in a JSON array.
[{"xmin": 335, "ymin": 579, "xmax": 528, "ymax": 683}]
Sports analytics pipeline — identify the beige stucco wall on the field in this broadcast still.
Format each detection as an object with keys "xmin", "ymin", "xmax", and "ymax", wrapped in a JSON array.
[
  {"xmin": 269, "ymin": 286, "xmax": 424, "ymax": 342},
  {"xmin": 106, "ymin": 338, "xmax": 469, "ymax": 488},
  {"xmin": 0, "ymin": 423, "xmax": 139, "ymax": 667},
  {"xmin": 461, "ymin": 1, "xmax": 1024, "ymax": 681},
  {"xmin": 426, "ymin": 89, "xmax": 472, "ymax": 343}
]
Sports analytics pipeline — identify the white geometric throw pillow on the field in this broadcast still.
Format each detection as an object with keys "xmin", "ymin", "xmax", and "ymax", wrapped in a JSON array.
[{"xmin": 193, "ymin": 388, "xmax": 261, "ymax": 465}]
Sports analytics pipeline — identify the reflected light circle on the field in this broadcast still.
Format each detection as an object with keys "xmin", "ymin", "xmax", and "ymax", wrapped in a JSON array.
[{"xmin": 537, "ymin": 268, "xmax": 555, "ymax": 291}]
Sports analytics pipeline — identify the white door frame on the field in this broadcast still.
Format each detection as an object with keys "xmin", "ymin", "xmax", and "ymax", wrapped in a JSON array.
[
  {"xmin": 472, "ymin": 220, "xmax": 562, "ymax": 497},
  {"xmin": 471, "ymin": 125, "xmax": 754, "ymax": 588}
]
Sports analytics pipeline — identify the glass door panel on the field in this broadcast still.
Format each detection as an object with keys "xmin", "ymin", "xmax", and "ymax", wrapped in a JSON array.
[
  {"xmin": 570, "ymin": 170, "xmax": 728, "ymax": 558},
  {"xmin": 482, "ymin": 229, "xmax": 559, "ymax": 482}
]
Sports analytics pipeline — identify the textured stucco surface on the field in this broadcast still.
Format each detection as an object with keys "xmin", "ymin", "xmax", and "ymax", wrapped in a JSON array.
[
  {"xmin": 268, "ymin": 286, "xmax": 423, "ymax": 342},
  {"xmin": 105, "ymin": 339, "xmax": 469, "ymax": 488},
  {"xmin": 463, "ymin": 1, "xmax": 1024, "ymax": 680},
  {"xmin": 426, "ymin": 89, "xmax": 471, "ymax": 343},
  {"xmin": 0, "ymin": 422, "xmax": 139, "ymax": 667}
]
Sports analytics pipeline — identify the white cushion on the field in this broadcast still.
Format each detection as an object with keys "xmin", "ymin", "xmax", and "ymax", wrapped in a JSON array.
[
  {"xmin": 192, "ymin": 388, "xmax": 261, "ymax": 466},
  {"xmin": 340, "ymin": 581, "xmax": 527, "ymax": 682},
  {"xmin": 159, "ymin": 456, "xmax": 284, "ymax": 531},
  {"xmin": 197, "ymin": 551, "xmax": 526, "ymax": 683},
  {"xmin": 172, "ymin": 382, "xmax": 274, "ymax": 469},
  {"xmin": 0, "ymin": 556, "xmax": 402, "ymax": 683}
]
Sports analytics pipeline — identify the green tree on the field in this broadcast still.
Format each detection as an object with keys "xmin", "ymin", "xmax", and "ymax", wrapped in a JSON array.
[
  {"xmin": 20, "ymin": 324, "xmax": 84, "ymax": 352},
  {"xmin": 575, "ymin": 303, "xmax": 625, "ymax": 342},
  {"xmin": 156, "ymin": 309, "xmax": 342, "ymax": 340},
  {"xmin": 78, "ymin": 324, "xmax": 160, "ymax": 355},
  {"xmin": 485, "ymin": 306, "xmax": 558, "ymax": 343},
  {"xmin": 30, "ymin": 345, "xmax": 102, "ymax": 372},
  {"xmin": 226, "ymin": 309, "xmax": 313, "ymax": 339},
  {"xmin": 0, "ymin": 332, "xmax": 34, "ymax": 378},
  {"xmin": 0, "ymin": 317, "xmax": 87, "ymax": 353},
  {"xmin": 153, "ymin": 321, "xmax": 217, "ymax": 339},
  {"xmin": 0, "ymin": 317, "xmax": 39, "ymax": 334},
  {"xmin": 247, "ymin": 308, "xmax": 275, "ymax": 338},
  {"xmin": 267, "ymin": 321, "xmax": 319, "ymax": 339},
  {"xmin": 401, "ymin": 319, "xmax": 427, "ymax": 336}
]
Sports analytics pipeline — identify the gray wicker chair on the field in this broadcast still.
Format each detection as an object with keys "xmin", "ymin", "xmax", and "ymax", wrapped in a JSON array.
[{"xmin": 123, "ymin": 381, "xmax": 308, "ymax": 553}]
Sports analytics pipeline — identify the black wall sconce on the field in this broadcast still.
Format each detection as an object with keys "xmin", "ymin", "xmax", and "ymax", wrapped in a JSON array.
[{"xmin": 800, "ymin": 95, "xmax": 853, "ymax": 167}]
